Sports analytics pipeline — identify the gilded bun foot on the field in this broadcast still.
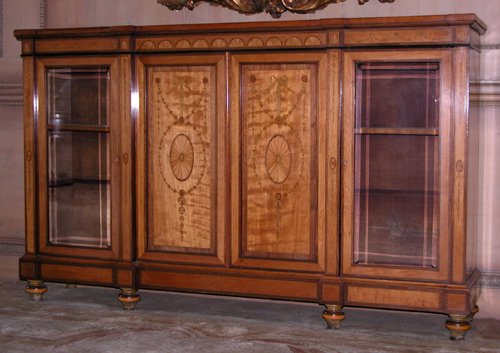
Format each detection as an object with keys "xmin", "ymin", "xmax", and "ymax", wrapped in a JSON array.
[
  {"xmin": 118, "ymin": 288, "xmax": 141, "ymax": 310},
  {"xmin": 25, "ymin": 280, "xmax": 47, "ymax": 301},
  {"xmin": 322, "ymin": 304, "xmax": 345, "ymax": 329},
  {"xmin": 446, "ymin": 314, "xmax": 471, "ymax": 340}
]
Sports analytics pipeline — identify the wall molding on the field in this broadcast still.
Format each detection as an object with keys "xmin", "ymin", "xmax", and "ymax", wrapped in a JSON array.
[
  {"xmin": 2, "ymin": 80, "xmax": 499, "ymax": 107},
  {"xmin": 480, "ymin": 272, "xmax": 500, "ymax": 289},
  {"xmin": 40, "ymin": 0, "xmax": 46, "ymax": 29},
  {"xmin": 0, "ymin": 0, "xmax": 4, "ymax": 57},
  {"xmin": 470, "ymin": 81, "xmax": 500, "ymax": 107},
  {"xmin": 0, "ymin": 238, "xmax": 24, "ymax": 256},
  {"xmin": 0, "ymin": 82, "xmax": 23, "ymax": 106},
  {"xmin": 481, "ymin": 44, "xmax": 500, "ymax": 50}
]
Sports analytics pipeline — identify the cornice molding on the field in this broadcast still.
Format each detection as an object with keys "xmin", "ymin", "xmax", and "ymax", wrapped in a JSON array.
[
  {"xmin": 0, "ymin": 82, "xmax": 23, "ymax": 106},
  {"xmin": 470, "ymin": 81, "xmax": 500, "ymax": 107}
]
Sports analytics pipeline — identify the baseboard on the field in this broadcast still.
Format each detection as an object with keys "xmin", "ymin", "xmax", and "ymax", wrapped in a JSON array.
[
  {"xmin": 0, "ymin": 238, "xmax": 24, "ymax": 256},
  {"xmin": 480, "ymin": 272, "xmax": 500, "ymax": 289}
]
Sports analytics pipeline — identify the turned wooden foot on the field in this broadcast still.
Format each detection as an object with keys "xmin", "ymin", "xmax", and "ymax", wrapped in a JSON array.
[
  {"xmin": 118, "ymin": 288, "xmax": 141, "ymax": 310},
  {"xmin": 322, "ymin": 304, "xmax": 345, "ymax": 329},
  {"xmin": 446, "ymin": 313, "xmax": 471, "ymax": 340},
  {"xmin": 65, "ymin": 283, "xmax": 77, "ymax": 289},
  {"xmin": 445, "ymin": 305, "xmax": 479, "ymax": 340},
  {"xmin": 25, "ymin": 280, "xmax": 48, "ymax": 301}
]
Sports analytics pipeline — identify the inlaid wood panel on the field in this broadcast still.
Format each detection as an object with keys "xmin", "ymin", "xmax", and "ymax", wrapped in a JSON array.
[
  {"xmin": 346, "ymin": 285, "xmax": 442, "ymax": 311},
  {"xmin": 136, "ymin": 55, "xmax": 226, "ymax": 265},
  {"xmin": 139, "ymin": 269, "xmax": 318, "ymax": 301},
  {"xmin": 35, "ymin": 37, "xmax": 123, "ymax": 53},
  {"xmin": 243, "ymin": 64, "xmax": 313, "ymax": 258},
  {"xmin": 23, "ymin": 56, "xmax": 36, "ymax": 255},
  {"xmin": 231, "ymin": 52, "xmax": 328, "ymax": 272},
  {"xmin": 148, "ymin": 66, "xmax": 213, "ymax": 251},
  {"xmin": 41, "ymin": 263, "xmax": 113, "ymax": 285},
  {"xmin": 343, "ymin": 27, "xmax": 453, "ymax": 46},
  {"xmin": 136, "ymin": 32, "xmax": 327, "ymax": 52}
]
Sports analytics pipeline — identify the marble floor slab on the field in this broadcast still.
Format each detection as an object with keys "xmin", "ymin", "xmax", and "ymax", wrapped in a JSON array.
[{"xmin": 0, "ymin": 280, "xmax": 499, "ymax": 353}]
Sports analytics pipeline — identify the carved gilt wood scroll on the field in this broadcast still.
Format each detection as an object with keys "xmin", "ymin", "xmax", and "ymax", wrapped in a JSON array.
[{"xmin": 158, "ymin": 0, "xmax": 396, "ymax": 18}]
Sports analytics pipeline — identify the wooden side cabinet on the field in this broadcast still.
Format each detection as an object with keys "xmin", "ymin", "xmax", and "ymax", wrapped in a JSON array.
[{"xmin": 15, "ymin": 14, "xmax": 486, "ymax": 340}]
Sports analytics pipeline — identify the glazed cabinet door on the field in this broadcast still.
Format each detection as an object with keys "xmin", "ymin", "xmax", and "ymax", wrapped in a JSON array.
[
  {"xmin": 35, "ymin": 56, "xmax": 132, "ymax": 260},
  {"xmin": 342, "ymin": 50, "xmax": 452, "ymax": 281},
  {"xmin": 136, "ymin": 54, "xmax": 226, "ymax": 266},
  {"xmin": 230, "ymin": 51, "xmax": 338, "ymax": 273}
]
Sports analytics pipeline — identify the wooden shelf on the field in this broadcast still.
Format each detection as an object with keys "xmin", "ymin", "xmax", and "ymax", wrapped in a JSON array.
[
  {"xmin": 48, "ymin": 123, "xmax": 109, "ymax": 133},
  {"xmin": 355, "ymin": 127, "xmax": 439, "ymax": 136}
]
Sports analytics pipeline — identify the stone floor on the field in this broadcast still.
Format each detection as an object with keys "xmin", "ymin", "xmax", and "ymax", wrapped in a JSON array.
[{"xmin": 1, "ymin": 280, "xmax": 500, "ymax": 353}]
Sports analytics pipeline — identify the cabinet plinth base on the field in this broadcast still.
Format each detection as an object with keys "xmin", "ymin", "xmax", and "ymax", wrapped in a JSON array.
[
  {"xmin": 25, "ymin": 280, "xmax": 48, "ymax": 301},
  {"xmin": 118, "ymin": 288, "xmax": 141, "ymax": 310},
  {"xmin": 322, "ymin": 304, "xmax": 345, "ymax": 329}
]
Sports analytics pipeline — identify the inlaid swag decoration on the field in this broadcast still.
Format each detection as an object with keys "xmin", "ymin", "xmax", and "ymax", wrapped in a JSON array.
[{"xmin": 158, "ymin": 0, "xmax": 396, "ymax": 18}]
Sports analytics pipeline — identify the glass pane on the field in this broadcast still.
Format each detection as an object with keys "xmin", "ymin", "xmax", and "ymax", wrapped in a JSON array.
[
  {"xmin": 48, "ymin": 131, "xmax": 110, "ymax": 248},
  {"xmin": 353, "ymin": 60, "xmax": 441, "ymax": 268},
  {"xmin": 355, "ymin": 62, "xmax": 439, "ymax": 129},
  {"xmin": 47, "ymin": 68, "xmax": 109, "ymax": 127},
  {"xmin": 353, "ymin": 134, "xmax": 439, "ymax": 267}
]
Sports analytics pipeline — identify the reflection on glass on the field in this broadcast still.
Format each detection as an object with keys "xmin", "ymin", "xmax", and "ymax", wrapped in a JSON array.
[
  {"xmin": 353, "ymin": 62, "xmax": 440, "ymax": 268},
  {"xmin": 48, "ymin": 68, "xmax": 109, "ymax": 127},
  {"xmin": 355, "ymin": 63, "xmax": 439, "ymax": 129},
  {"xmin": 47, "ymin": 67, "xmax": 111, "ymax": 248}
]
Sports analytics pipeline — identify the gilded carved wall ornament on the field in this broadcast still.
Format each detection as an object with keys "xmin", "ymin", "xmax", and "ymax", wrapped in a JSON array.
[{"xmin": 158, "ymin": 0, "xmax": 395, "ymax": 18}]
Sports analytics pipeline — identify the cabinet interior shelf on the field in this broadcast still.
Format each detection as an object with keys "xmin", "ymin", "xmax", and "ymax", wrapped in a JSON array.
[
  {"xmin": 48, "ymin": 123, "xmax": 110, "ymax": 133},
  {"xmin": 355, "ymin": 127, "xmax": 439, "ymax": 136},
  {"xmin": 49, "ymin": 179, "xmax": 110, "ymax": 188},
  {"xmin": 355, "ymin": 189, "xmax": 438, "ymax": 195}
]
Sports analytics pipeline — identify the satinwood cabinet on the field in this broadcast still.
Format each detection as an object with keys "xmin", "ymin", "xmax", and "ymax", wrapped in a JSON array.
[{"xmin": 15, "ymin": 14, "xmax": 485, "ymax": 339}]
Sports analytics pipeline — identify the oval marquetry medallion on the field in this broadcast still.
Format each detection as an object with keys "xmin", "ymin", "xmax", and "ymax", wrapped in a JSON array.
[
  {"xmin": 265, "ymin": 135, "xmax": 291, "ymax": 184},
  {"xmin": 159, "ymin": 124, "xmax": 207, "ymax": 194},
  {"xmin": 169, "ymin": 134, "xmax": 194, "ymax": 181}
]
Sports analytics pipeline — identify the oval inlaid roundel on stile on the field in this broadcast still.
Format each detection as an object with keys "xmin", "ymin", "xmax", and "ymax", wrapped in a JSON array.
[
  {"xmin": 265, "ymin": 134, "xmax": 291, "ymax": 184},
  {"xmin": 169, "ymin": 134, "xmax": 194, "ymax": 181}
]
